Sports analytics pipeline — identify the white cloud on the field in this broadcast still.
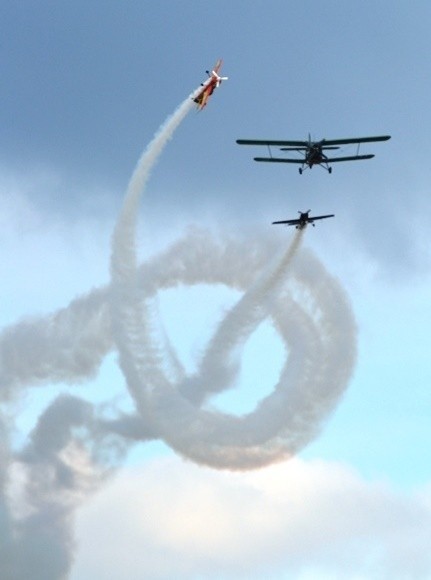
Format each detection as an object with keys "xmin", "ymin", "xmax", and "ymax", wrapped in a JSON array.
[{"xmin": 72, "ymin": 457, "xmax": 431, "ymax": 580}]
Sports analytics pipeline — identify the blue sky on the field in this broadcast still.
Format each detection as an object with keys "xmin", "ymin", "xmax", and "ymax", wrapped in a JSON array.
[{"xmin": 1, "ymin": 1, "xmax": 431, "ymax": 578}]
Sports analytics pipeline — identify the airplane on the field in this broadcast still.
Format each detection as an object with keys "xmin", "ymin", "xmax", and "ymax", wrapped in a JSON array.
[
  {"xmin": 193, "ymin": 59, "xmax": 228, "ymax": 110},
  {"xmin": 236, "ymin": 134, "xmax": 391, "ymax": 173},
  {"xmin": 272, "ymin": 210, "xmax": 334, "ymax": 229}
]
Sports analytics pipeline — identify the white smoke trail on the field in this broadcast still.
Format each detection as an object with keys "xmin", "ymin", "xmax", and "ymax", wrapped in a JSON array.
[
  {"xmin": 0, "ymin": 90, "xmax": 357, "ymax": 577},
  {"xmin": 181, "ymin": 229, "xmax": 305, "ymax": 405},
  {"xmin": 109, "ymin": 99, "xmax": 356, "ymax": 469},
  {"xmin": 0, "ymin": 287, "xmax": 111, "ymax": 398},
  {"xmin": 0, "ymin": 91, "xmax": 198, "ymax": 579},
  {"xmin": 108, "ymin": 227, "xmax": 356, "ymax": 469},
  {"xmin": 0, "ymin": 227, "xmax": 356, "ymax": 469},
  {"xmin": 110, "ymin": 95, "xmax": 196, "ymax": 422}
]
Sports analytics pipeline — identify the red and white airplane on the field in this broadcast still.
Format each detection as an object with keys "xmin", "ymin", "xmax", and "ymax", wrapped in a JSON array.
[{"xmin": 193, "ymin": 59, "xmax": 228, "ymax": 110}]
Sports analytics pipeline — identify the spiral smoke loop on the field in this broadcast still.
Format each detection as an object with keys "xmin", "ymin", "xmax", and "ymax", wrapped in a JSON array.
[
  {"xmin": 0, "ymin": 89, "xmax": 356, "ymax": 578},
  {"xmin": 109, "ymin": 93, "xmax": 357, "ymax": 469}
]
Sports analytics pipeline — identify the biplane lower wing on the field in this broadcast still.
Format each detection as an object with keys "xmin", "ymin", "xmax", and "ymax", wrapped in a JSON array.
[
  {"xmin": 254, "ymin": 154, "xmax": 374, "ymax": 163},
  {"xmin": 254, "ymin": 157, "xmax": 304, "ymax": 163},
  {"xmin": 194, "ymin": 90, "xmax": 209, "ymax": 109},
  {"xmin": 319, "ymin": 154, "xmax": 375, "ymax": 162}
]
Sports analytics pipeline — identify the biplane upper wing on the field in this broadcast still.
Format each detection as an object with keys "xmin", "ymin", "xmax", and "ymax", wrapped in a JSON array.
[
  {"xmin": 237, "ymin": 136, "xmax": 391, "ymax": 147},
  {"xmin": 212, "ymin": 58, "xmax": 223, "ymax": 74},
  {"xmin": 321, "ymin": 135, "xmax": 391, "ymax": 146},
  {"xmin": 237, "ymin": 139, "xmax": 308, "ymax": 147}
]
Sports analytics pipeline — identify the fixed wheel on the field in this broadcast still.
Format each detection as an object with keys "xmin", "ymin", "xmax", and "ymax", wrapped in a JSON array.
[
  {"xmin": 328, "ymin": 167, "xmax": 332, "ymax": 174},
  {"xmin": 299, "ymin": 168, "xmax": 303, "ymax": 175}
]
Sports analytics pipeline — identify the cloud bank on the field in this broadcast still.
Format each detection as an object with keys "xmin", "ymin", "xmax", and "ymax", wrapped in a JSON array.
[{"xmin": 73, "ymin": 456, "xmax": 431, "ymax": 580}]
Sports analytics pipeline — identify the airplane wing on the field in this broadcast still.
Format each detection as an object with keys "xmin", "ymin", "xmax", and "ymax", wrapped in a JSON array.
[
  {"xmin": 254, "ymin": 157, "xmax": 305, "ymax": 164},
  {"xmin": 308, "ymin": 214, "xmax": 334, "ymax": 222},
  {"xmin": 237, "ymin": 136, "xmax": 391, "ymax": 146},
  {"xmin": 237, "ymin": 139, "xmax": 308, "ymax": 147},
  {"xmin": 272, "ymin": 219, "xmax": 300, "ymax": 226},
  {"xmin": 213, "ymin": 59, "xmax": 223, "ymax": 74},
  {"xmin": 322, "ymin": 154, "xmax": 375, "ymax": 162},
  {"xmin": 322, "ymin": 135, "xmax": 391, "ymax": 146},
  {"xmin": 253, "ymin": 154, "xmax": 375, "ymax": 164},
  {"xmin": 194, "ymin": 86, "xmax": 211, "ymax": 110}
]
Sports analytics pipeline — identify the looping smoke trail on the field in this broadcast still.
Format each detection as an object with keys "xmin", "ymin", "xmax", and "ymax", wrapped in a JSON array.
[
  {"xmin": 109, "ymin": 97, "xmax": 358, "ymax": 469},
  {"xmin": 111, "ymin": 227, "xmax": 357, "ymax": 469},
  {"xmin": 0, "ymin": 91, "xmax": 357, "ymax": 576},
  {"xmin": 0, "ymin": 224, "xmax": 356, "ymax": 468}
]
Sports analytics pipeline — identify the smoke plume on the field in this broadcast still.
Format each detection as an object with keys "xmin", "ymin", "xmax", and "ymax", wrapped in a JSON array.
[{"xmin": 0, "ymin": 90, "xmax": 356, "ymax": 577}]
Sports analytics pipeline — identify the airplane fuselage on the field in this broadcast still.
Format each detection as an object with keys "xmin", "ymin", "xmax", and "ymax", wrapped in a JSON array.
[
  {"xmin": 306, "ymin": 144, "xmax": 325, "ymax": 167},
  {"xmin": 295, "ymin": 212, "xmax": 310, "ymax": 228}
]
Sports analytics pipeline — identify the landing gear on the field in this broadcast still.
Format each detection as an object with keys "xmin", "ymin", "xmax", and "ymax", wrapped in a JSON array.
[
  {"xmin": 299, "ymin": 168, "xmax": 303, "ymax": 175},
  {"xmin": 328, "ymin": 167, "xmax": 332, "ymax": 174}
]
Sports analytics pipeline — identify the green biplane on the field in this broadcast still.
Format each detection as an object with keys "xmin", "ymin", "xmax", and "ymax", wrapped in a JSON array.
[{"xmin": 236, "ymin": 134, "xmax": 391, "ymax": 174}]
